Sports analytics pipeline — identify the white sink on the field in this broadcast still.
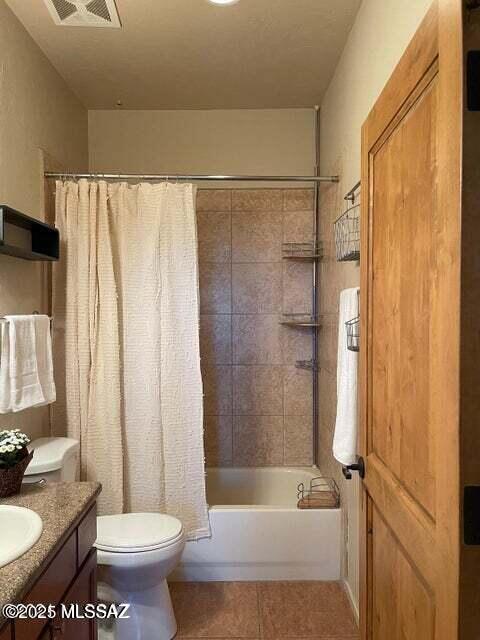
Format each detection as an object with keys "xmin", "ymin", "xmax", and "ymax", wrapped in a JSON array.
[{"xmin": 0, "ymin": 505, "xmax": 43, "ymax": 568}]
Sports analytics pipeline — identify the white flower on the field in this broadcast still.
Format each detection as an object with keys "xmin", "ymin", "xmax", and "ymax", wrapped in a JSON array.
[
  {"xmin": 16, "ymin": 445, "xmax": 23, "ymax": 450},
  {"xmin": 6, "ymin": 445, "xmax": 14, "ymax": 453},
  {"xmin": 0, "ymin": 446, "xmax": 7, "ymax": 454},
  {"xmin": 0, "ymin": 428, "xmax": 29, "ymax": 444}
]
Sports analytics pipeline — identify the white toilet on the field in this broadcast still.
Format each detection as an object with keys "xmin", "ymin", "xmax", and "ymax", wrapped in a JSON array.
[{"xmin": 26, "ymin": 437, "xmax": 185, "ymax": 640}]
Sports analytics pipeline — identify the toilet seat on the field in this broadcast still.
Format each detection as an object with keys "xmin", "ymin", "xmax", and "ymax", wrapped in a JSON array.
[{"xmin": 96, "ymin": 512, "xmax": 183, "ymax": 553}]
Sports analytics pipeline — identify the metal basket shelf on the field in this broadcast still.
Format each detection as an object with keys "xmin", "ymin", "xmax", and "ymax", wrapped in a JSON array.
[
  {"xmin": 295, "ymin": 359, "xmax": 318, "ymax": 372},
  {"xmin": 297, "ymin": 477, "xmax": 340, "ymax": 509},
  {"xmin": 334, "ymin": 204, "xmax": 360, "ymax": 262},
  {"xmin": 280, "ymin": 314, "xmax": 321, "ymax": 328},
  {"xmin": 345, "ymin": 316, "xmax": 360, "ymax": 352},
  {"xmin": 282, "ymin": 242, "xmax": 323, "ymax": 261}
]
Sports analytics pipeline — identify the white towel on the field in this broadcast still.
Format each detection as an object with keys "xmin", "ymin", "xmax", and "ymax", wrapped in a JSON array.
[
  {"xmin": 0, "ymin": 315, "xmax": 56, "ymax": 413},
  {"xmin": 333, "ymin": 288, "xmax": 359, "ymax": 466},
  {"xmin": 33, "ymin": 316, "xmax": 56, "ymax": 408},
  {"xmin": 0, "ymin": 323, "xmax": 12, "ymax": 413}
]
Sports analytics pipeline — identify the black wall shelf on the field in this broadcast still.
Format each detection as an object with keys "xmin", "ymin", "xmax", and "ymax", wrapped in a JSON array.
[{"xmin": 0, "ymin": 205, "xmax": 59, "ymax": 261}]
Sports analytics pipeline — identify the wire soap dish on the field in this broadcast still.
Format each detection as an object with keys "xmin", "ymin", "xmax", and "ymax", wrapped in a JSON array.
[
  {"xmin": 345, "ymin": 316, "xmax": 360, "ymax": 352},
  {"xmin": 297, "ymin": 477, "xmax": 340, "ymax": 509}
]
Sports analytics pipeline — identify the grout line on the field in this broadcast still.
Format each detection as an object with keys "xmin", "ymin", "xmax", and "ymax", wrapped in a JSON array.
[
  {"xmin": 229, "ymin": 204, "xmax": 234, "ymax": 466},
  {"xmin": 280, "ymin": 190, "xmax": 286, "ymax": 464},
  {"xmin": 256, "ymin": 582, "xmax": 263, "ymax": 639}
]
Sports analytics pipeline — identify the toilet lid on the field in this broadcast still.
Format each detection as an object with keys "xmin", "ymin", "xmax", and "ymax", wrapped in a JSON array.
[{"xmin": 95, "ymin": 513, "xmax": 183, "ymax": 553}]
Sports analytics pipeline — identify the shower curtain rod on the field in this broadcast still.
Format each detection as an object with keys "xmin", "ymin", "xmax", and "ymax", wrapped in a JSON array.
[{"xmin": 44, "ymin": 172, "xmax": 339, "ymax": 183}]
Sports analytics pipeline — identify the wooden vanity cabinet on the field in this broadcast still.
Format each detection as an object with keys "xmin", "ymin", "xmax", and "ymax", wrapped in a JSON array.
[
  {"xmin": 12, "ymin": 502, "xmax": 98, "ymax": 640},
  {"xmin": 54, "ymin": 549, "xmax": 97, "ymax": 640}
]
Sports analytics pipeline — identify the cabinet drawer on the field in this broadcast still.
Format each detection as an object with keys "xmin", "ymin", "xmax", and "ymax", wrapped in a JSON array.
[
  {"xmin": 15, "ymin": 532, "xmax": 77, "ymax": 640},
  {"xmin": 77, "ymin": 505, "xmax": 97, "ymax": 569}
]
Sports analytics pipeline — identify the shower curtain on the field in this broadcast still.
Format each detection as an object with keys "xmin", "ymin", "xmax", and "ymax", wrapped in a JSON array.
[{"xmin": 52, "ymin": 179, "xmax": 210, "ymax": 540}]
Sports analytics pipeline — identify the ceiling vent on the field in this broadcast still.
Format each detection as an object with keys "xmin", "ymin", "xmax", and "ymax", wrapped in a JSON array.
[{"xmin": 43, "ymin": 0, "xmax": 121, "ymax": 28}]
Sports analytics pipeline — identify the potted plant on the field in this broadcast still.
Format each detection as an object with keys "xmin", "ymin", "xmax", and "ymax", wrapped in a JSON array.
[{"xmin": 0, "ymin": 429, "xmax": 32, "ymax": 498}]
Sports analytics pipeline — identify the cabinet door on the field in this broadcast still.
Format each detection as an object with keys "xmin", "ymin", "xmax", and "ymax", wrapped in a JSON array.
[
  {"xmin": 0, "ymin": 624, "xmax": 13, "ymax": 640},
  {"xmin": 52, "ymin": 551, "xmax": 97, "ymax": 640},
  {"xmin": 38, "ymin": 625, "xmax": 51, "ymax": 640}
]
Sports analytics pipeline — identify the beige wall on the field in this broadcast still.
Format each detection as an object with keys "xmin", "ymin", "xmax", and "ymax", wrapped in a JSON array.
[
  {"xmin": 317, "ymin": 0, "xmax": 432, "ymax": 615},
  {"xmin": 88, "ymin": 108, "xmax": 315, "ymax": 182},
  {"xmin": 0, "ymin": 0, "xmax": 88, "ymax": 440}
]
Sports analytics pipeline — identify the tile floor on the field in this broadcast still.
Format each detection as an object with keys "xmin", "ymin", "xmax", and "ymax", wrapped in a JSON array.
[{"xmin": 170, "ymin": 581, "xmax": 359, "ymax": 639}]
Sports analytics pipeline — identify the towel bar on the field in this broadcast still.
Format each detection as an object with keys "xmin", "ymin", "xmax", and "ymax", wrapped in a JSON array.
[
  {"xmin": 0, "ymin": 314, "xmax": 54, "ymax": 361},
  {"xmin": 0, "ymin": 313, "xmax": 53, "ymax": 324}
]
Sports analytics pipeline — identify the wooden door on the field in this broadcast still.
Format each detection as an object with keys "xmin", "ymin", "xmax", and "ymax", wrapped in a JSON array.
[{"xmin": 360, "ymin": 1, "xmax": 480, "ymax": 639}]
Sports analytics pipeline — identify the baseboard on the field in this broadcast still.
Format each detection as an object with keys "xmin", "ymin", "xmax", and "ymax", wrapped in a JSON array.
[
  {"xmin": 343, "ymin": 578, "xmax": 359, "ymax": 624},
  {"xmin": 172, "ymin": 562, "xmax": 341, "ymax": 582}
]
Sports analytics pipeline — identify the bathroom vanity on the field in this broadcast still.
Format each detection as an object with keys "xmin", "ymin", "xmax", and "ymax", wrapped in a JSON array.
[{"xmin": 0, "ymin": 482, "xmax": 100, "ymax": 640}]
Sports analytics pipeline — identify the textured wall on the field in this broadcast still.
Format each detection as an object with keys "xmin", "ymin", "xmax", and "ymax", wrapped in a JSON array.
[
  {"xmin": 0, "ymin": 0, "xmax": 88, "ymax": 440},
  {"xmin": 198, "ymin": 188, "xmax": 314, "ymax": 467},
  {"xmin": 88, "ymin": 109, "xmax": 315, "ymax": 185},
  {"xmin": 317, "ymin": 0, "xmax": 433, "ymax": 616}
]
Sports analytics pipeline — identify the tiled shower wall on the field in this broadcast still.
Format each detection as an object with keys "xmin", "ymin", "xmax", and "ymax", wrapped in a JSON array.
[{"xmin": 197, "ymin": 188, "xmax": 315, "ymax": 467}]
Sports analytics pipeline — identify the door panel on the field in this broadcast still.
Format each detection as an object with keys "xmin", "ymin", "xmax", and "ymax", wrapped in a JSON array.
[
  {"xmin": 371, "ymin": 67, "xmax": 438, "ymax": 520},
  {"xmin": 372, "ymin": 506, "xmax": 435, "ymax": 640}
]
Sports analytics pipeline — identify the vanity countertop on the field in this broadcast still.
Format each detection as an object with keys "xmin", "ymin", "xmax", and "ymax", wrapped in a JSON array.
[{"xmin": 0, "ymin": 481, "xmax": 101, "ymax": 623}]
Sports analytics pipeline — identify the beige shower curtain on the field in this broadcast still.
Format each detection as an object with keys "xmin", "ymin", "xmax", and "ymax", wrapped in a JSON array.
[{"xmin": 52, "ymin": 179, "xmax": 210, "ymax": 540}]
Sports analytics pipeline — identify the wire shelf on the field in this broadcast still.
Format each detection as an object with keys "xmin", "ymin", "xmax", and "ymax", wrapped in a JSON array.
[
  {"xmin": 297, "ymin": 477, "xmax": 340, "ymax": 509},
  {"xmin": 280, "ymin": 315, "xmax": 321, "ymax": 328},
  {"xmin": 334, "ymin": 203, "xmax": 360, "ymax": 262},
  {"xmin": 295, "ymin": 359, "xmax": 318, "ymax": 372},
  {"xmin": 282, "ymin": 242, "xmax": 323, "ymax": 261},
  {"xmin": 346, "ymin": 316, "xmax": 360, "ymax": 352}
]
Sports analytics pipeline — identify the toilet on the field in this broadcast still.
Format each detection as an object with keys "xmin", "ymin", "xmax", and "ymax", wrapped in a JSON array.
[{"xmin": 25, "ymin": 437, "xmax": 185, "ymax": 640}]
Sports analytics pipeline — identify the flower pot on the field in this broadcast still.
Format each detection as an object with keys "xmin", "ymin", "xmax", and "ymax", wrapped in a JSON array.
[{"xmin": 0, "ymin": 450, "xmax": 33, "ymax": 498}]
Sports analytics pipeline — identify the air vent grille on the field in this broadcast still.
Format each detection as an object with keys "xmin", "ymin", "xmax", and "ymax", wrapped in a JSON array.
[
  {"xmin": 51, "ymin": 0, "xmax": 77, "ymax": 21},
  {"xmin": 86, "ymin": 0, "xmax": 111, "ymax": 22},
  {"xmin": 43, "ymin": 0, "xmax": 121, "ymax": 28}
]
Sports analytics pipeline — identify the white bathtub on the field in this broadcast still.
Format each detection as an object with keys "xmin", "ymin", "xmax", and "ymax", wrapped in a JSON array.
[{"xmin": 172, "ymin": 467, "xmax": 341, "ymax": 582}]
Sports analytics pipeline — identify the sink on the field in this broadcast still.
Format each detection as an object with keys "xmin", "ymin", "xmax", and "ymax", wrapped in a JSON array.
[{"xmin": 0, "ymin": 505, "xmax": 43, "ymax": 568}]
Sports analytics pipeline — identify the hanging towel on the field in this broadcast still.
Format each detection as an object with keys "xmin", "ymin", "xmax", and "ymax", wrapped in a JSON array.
[
  {"xmin": 333, "ymin": 287, "xmax": 359, "ymax": 466},
  {"xmin": 32, "ymin": 315, "xmax": 56, "ymax": 408},
  {"xmin": 0, "ymin": 322, "xmax": 12, "ymax": 413},
  {"xmin": 0, "ymin": 315, "xmax": 56, "ymax": 413}
]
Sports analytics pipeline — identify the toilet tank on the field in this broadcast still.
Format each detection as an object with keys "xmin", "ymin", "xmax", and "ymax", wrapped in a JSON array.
[{"xmin": 25, "ymin": 437, "xmax": 80, "ymax": 483}]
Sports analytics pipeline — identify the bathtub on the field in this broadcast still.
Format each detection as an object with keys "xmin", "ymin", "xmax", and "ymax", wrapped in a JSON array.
[{"xmin": 172, "ymin": 467, "xmax": 341, "ymax": 582}]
